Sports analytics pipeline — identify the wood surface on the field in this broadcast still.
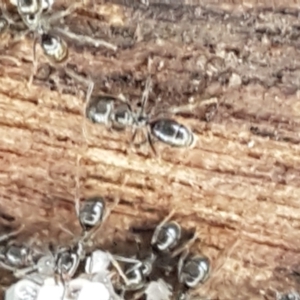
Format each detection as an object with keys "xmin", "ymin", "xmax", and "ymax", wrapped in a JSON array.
[{"xmin": 1, "ymin": 0, "xmax": 300, "ymax": 299}]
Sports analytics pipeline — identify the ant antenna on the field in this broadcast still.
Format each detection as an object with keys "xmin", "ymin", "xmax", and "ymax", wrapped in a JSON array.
[
  {"xmin": 74, "ymin": 153, "xmax": 82, "ymax": 222},
  {"xmin": 106, "ymin": 252, "xmax": 130, "ymax": 286},
  {"xmin": 82, "ymin": 79, "xmax": 94, "ymax": 144},
  {"xmin": 28, "ymin": 32, "xmax": 39, "ymax": 87},
  {"xmin": 139, "ymin": 76, "xmax": 152, "ymax": 117},
  {"xmin": 171, "ymin": 232, "xmax": 198, "ymax": 258},
  {"xmin": 130, "ymin": 76, "xmax": 153, "ymax": 148}
]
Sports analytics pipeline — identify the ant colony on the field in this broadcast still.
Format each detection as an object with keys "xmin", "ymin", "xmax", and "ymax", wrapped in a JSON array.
[{"xmin": 2, "ymin": 200, "xmax": 211, "ymax": 300}]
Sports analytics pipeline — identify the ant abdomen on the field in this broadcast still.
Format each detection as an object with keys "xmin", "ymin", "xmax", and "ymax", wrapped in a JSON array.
[
  {"xmin": 150, "ymin": 119, "xmax": 194, "ymax": 148},
  {"xmin": 17, "ymin": 0, "xmax": 40, "ymax": 15}
]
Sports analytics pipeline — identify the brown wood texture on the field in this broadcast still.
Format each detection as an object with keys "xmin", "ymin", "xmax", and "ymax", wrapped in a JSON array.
[{"xmin": 1, "ymin": 0, "xmax": 300, "ymax": 299}]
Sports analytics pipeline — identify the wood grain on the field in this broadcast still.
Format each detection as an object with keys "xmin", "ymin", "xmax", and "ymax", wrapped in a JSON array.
[{"xmin": 1, "ymin": 0, "xmax": 300, "ymax": 299}]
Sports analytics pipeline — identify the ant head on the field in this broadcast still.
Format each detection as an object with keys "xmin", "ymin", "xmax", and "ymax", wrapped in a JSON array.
[
  {"xmin": 151, "ymin": 221, "xmax": 182, "ymax": 253},
  {"xmin": 40, "ymin": 33, "xmax": 68, "ymax": 63},
  {"xmin": 79, "ymin": 196, "xmax": 106, "ymax": 232}
]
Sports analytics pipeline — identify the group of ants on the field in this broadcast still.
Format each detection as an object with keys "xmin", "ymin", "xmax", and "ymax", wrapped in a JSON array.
[
  {"xmin": 0, "ymin": 1, "xmax": 215, "ymax": 300},
  {"xmin": 1, "ymin": 196, "xmax": 211, "ymax": 300}
]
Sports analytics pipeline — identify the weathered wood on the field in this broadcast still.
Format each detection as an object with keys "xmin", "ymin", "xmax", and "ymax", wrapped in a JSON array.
[{"xmin": 1, "ymin": 0, "xmax": 300, "ymax": 299}]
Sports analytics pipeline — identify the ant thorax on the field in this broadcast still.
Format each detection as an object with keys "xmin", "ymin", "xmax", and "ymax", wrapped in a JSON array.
[
  {"xmin": 86, "ymin": 96, "xmax": 115, "ymax": 125},
  {"xmin": 135, "ymin": 113, "xmax": 149, "ymax": 127},
  {"xmin": 111, "ymin": 104, "xmax": 134, "ymax": 130}
]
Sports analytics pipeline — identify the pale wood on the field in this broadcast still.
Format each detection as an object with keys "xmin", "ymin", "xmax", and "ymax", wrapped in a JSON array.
[{"xmin": 0, "ymin": 0, "xmax": 300, "ymax": 299}]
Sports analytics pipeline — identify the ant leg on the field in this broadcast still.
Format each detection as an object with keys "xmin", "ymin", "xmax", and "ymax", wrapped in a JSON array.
[
  {"xmin": 53, "ymin": 27, "xmax": 117, "ymax": 51},
  {"xmin": 58, "ymin": 224, "xmax": 75, "ymax": 239},
  {"xmin": 47, "ymin": 3, "xmax": 82, "ymax": 23},
  {"xmin": 131, "ymin": 127, "xmax": 154, "ymax": 156},
  {"xmin": 58, "ymin": 271, "xmax": 68, "ymax": 300},
  {"xmin": 168, "ymin": 97, "xmax": 219, "ymax": 120},
  {"xmin": 58, "ymin": 224, "xmax": 82, "ymax": 253},
  {"xmin": 130, "ymin": 128, "xmax": 138, "ymax": 145},
  {"xmin": 132, "ymin": 288, "xmax": 147, "ymax": 300},
  {"xmin": 177, "ymin": 248, "xmax": 189, "ymax": 282},
  {"xmin": 63, "ymin": 72, "xmax": 94, "ymax": 153},
  {"xmin": 81, "ymin": 79, "xmax": 95, "ymax": 145},
  {"xmin": 147, "ymin": 128, "xmax": 157, "ymax": 156},
  {"xmin": 130, "ymin": 128, "xmax": 147, "ymax": 149},
  {"xmin": 106, "ymin": 252, "xmax": 130, "ymax": 286},
  {"xmin": 65, "ymin": 68, "xmax": 95, "ymax": 144},
  {"xmin": 74, "ymin": 153, "xmax": 82, "ymax": 223},
  {"xmin": 65, "ymin": 73, "xmax": 94, "ymax": 145},
  {"xmin": 119, "ymin": 287, "xmax": 126, "ymax": 300},
  {"xmin": 14, "ymin": 265, "xmax": 38, "ymax": 278},
  {"xmin": 103, "ymin": 193, "xmax": 123, "ymax": 225},
  {"xmin": 65, "ymin": 256, "xmax": 79, "ymax": 280},
  {"xmin": 133, "ymin": 235, "xmax": 142, "ymax": 255},
  {"xmin": 112, "ymin": 255, "xmax": 142, "ymax": 266},
  {"xmin": 116, "ymin": 93, "xmax": 130, "ymax": 104},
  {"xmin": 139, "ymin": 76, "xmax": 152, "ymax": 116},
  {"xmin": 0, "ymin": 261, "xmax": 17, "ymax": 273},
  {"xmin": 61, "ymin": 283, "xmax": 67, "ymax": 300},
  {"xmin": 0, "ymin": 22, "xmax": 8, "ymax": 39},
  {"xmin": 28, "ymin": 33, "xmax": 39, "ymax": 87},
  {"xmin": 150, "ymin": 210, "xmax": 176, "ymax": 246},
  {"xmin": 0, "ymin": 2, "xmax": 15, "ymax": 26},
  {"xmin": 168, "ymin": 97, "xmax": 218, "ymax": 114},
  {"xmin": 0, "ymin": 225, "xmax": 24, "ymax": 243},
  {"xmin": 171, "ymin": 232, "xmax": 198, "ymax": 259},
  {"xmin": 126, "ymin": 261, "xmax": 144, "ymax": 275}
]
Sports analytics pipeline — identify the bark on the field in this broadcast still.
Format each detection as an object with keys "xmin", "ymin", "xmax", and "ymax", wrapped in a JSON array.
[{"xmin": 1, "ymin": 0, "xmax": 300, "ymax": 299}]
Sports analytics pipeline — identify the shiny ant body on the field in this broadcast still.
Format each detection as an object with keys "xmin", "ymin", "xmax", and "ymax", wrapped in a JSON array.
[{"xmin": 85, "ymin": 78, "xmax": 195, "ymax": 154}]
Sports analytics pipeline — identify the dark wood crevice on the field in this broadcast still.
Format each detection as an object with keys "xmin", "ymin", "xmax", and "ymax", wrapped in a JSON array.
[{"xmin": 1, "ymin": 0, "xmax": 300, "ymax": 299}]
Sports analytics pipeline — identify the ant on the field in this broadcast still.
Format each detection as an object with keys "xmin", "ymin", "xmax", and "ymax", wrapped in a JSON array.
[
  {"xmin": 85, "ymin": 78, "xmax": 196, "ymax": 155},
  {"xmin": 0, "ymin": 225, "xmax": 40, "ymax": 276},
  {"xmin": 12, "ymin": 1, "xmax": 117, "ymax": 84},
  {"xmin": 114, "ymin": 211, "xmax": 198, "ymax": 299}
]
